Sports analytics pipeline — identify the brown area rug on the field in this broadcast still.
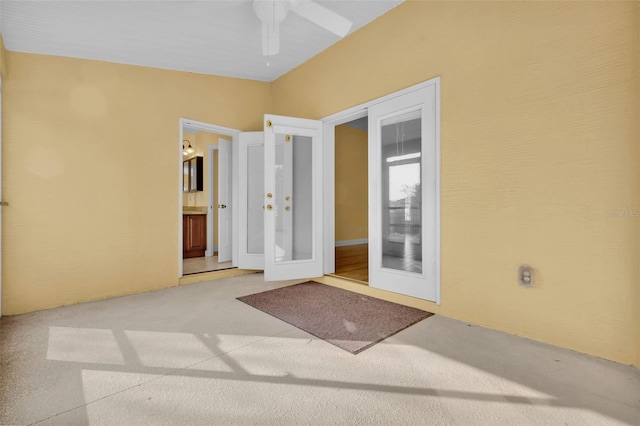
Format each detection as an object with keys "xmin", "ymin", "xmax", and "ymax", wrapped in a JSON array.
[{"xmin": 237, "ymin": 281, "xmax": 434, "ymax": 354}]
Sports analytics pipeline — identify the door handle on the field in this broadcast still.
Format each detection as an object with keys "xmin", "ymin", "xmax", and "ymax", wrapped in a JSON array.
[
  {"xmin": 0, "ymin": 201, "xmax": 8, "ymax": 206},
  {"xmin": 220, "ymin": 204, "xmax": 227, "ymax": 209}
]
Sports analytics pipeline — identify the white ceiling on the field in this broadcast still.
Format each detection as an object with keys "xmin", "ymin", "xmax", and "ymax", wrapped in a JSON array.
[{"xmin": 0, "ymin": 0, "xmax": 403, "ymax": 82}]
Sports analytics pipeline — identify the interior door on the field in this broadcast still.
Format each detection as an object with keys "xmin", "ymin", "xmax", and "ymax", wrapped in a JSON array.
[
  {"xmin": 217, "ymin": 138, "xmax": 232, "ymax": 262},
  {"xmin": 237, "ymin": 132, "xmax": 265, "ymax": 270},
  {"xmin": 368, "ymin": 85, "xmax": 439, "ymax": 301},
  {"xmin": 263, "ymin": 115, "xmax": 323, "ymax": 281}
]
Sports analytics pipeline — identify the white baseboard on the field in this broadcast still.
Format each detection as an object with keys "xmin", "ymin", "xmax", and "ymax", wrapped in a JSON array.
[{"xmin": 335, "ymin": 239, "xmax": 368, "ymax": 247}]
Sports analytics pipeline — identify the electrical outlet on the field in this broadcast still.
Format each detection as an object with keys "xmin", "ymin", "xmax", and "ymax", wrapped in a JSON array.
[{"xmin": 518, "ymin": 265, "xmax": 534, "ymax": 287}]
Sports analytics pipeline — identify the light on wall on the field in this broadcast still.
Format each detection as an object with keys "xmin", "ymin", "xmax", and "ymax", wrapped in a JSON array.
[{"xmin": 183, "ymin": 140, "xmax": 195, "ymax": 156}]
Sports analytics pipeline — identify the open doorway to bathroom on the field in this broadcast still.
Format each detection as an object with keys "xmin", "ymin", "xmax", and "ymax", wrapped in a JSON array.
[
  {"xmin": 180, "ymin": 119, "xmax": 237, "ymax": 276},
  {"xmin": 333, "ymin": 117, "xmax": 369, "ymax": 282}
]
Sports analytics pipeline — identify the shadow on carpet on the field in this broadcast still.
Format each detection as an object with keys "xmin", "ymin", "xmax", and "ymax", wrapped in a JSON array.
[{"xmin": 237, "ymin": 281, "xmax": 434, "ymax": 354}]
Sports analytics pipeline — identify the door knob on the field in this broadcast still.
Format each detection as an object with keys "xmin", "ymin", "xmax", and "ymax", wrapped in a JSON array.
[
  {"xmin": 285, "ymin": 206, "xmax": 291, "ymax": 211},
  {"xmin": 220, "ymin": 204, "xmax": 227, "ymax": 209},
  {"xmin": 266, "ymin": 193, "xmax": 273, "ymax": 199},
  {"xmin": 266, "ymin": 204, "xmax": 273, "ymax": 211}
]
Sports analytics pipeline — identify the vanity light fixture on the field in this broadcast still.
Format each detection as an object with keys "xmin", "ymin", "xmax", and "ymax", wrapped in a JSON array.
[{"xmin": 183, "ymin": 140, "xmax": 195, "ymax": 156}]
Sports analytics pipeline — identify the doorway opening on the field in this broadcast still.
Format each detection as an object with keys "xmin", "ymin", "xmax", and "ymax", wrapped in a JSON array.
[
  {"xmin": 179, "ymin": 118, "xmax": 238, "ymax": 277},
  {"xmin": 333, "ymin": 117, "xmax": 369, "ymax": 283}
]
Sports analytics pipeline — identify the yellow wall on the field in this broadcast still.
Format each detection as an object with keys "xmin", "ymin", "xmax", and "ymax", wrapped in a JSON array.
[
  {"xmin": 273, "ymin": 1, "xmax": 639, "ymax": 365},
  {"xmin": 335, "ymin": 124, "xmax": 368, "ymax": 242},
  {"xmin": 633, "ymin": 3, "xmax": 640, "ymax": 367},
  {"xmin": 0, "ymin": 35, "xmax": 7, "ymax": 78},
  {"xmin": 2, "ymin": 52, "xmax": 271, "ymax": 314}
]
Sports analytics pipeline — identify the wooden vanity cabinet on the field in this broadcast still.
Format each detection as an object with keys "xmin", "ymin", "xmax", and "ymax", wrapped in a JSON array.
[{"xmin": 183, "ymin": 214, "xmax": 206, "ymax": 258}]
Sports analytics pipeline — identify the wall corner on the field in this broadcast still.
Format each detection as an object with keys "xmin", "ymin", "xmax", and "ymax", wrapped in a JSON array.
[{"xmin": 0, "ymin": 35, "xmax": 7, "ymax": 78}]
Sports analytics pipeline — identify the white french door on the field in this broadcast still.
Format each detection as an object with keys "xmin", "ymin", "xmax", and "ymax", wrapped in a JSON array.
[
  {"xmin": 263, "ymin": 114, "xmax": 323, "ymax": 281},
  {"xmin": 217, "ymin": 138, "xmax": 232, "ymax": 262},
  {"xmin": 237, "ymin": 132, "xmax": 265, "ymax": 270},
  {"xmin": 237, "ymin": 116, "xmax": 324, "ymax": 281},
  {"xmin": 368, "ymin": 85, "xmax": 440, "ymax": 302}
]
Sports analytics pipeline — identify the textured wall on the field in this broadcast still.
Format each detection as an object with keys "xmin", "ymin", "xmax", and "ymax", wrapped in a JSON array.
[
  {"xmin": 273, "ymin": 1, "xmax": 639, "ymax": 365},
  {"xmin": 2, "ymin": 52, "xmax": 270, "ymax": 314},
  {"xmin": 335, "ymin": 125, "xmax": 368, "ymax": 242},
  {"xmin": 633, "ymin": 2, "xmax": 640, "ymax": 367}
]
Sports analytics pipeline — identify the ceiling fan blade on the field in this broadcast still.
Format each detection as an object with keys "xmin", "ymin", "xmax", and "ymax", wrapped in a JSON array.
[
  {"xmin": 289, "ymin": 0, "xmax": 353, "ymax": 38},
  {"xmin": 262, "ymin": 21, "xmax": 280, "ymax": 56}
]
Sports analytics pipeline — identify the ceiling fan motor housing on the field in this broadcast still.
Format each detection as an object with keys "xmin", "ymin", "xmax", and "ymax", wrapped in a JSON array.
[{"xmin": 253, "ymin": 0, "xmax": 290, "ymax": 24}]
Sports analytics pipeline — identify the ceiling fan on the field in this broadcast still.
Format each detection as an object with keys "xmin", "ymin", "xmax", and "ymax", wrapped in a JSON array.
[{"xmin": 253, "ymin": 0, "xmax": 353, "ymax": 56}]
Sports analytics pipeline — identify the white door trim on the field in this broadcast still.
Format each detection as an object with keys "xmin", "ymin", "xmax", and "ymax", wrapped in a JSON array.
[
  {"xmin": 320, "ymin": 77, "xmax": 441, "ymax": 304},
  {"xmin": 217, "ymin": 138, "xmax": 233, "ymax": 262},
  {"xmin": 178, "ymin": 118, "xmax": 239, "ymax": 278},
  {"xmin": 206, "ymin": 143, "xmax": 217, "ymax": 257},
  {"xmin": 205, "ymin": 140, "xmax": 233, "ymax": 259}
]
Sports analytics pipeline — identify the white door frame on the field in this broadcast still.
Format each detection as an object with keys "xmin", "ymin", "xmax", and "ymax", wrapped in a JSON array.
[
  {"xmin": 320, "ymin": 77, "xmax": 441, "ymax": 304},
  {"xmin": 217, "ymin": 138, "xmax": 233, "ymax": 262},
  {"xmin": 205, "ymin": 140, "xmax": 232, "ymax": 258},
  {"xmin": 178, "ymin": 118, "xmax": 239, "ymax": 277},
  {"xmin": 206, "ymin": 143, "xmax": 217, "ymax": 257}
]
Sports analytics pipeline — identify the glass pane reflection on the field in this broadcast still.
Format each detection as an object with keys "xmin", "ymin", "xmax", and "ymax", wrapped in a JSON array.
[
  {"xmin": 247, "ymin": 145, "xmax": 264, "ymax": 254},
  {"xmin": 380, "ymin": 112, "xmax": 422, "ymax": 274},
  {"xmin": 274, "ymin": 134, "xmax": 313, "ymax": 263}
]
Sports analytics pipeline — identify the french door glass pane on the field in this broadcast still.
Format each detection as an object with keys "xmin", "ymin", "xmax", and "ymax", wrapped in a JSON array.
[
  {"xmin": 274, "ymin": 134, "xmax": 313, "ymax": 263},
  {"xmin": 247, "ymin": 145, "xmax": 264, "ymax": 254},
  {"xmin": 380, "ymin": 111, "xmax": 422, "ymax": 274}
]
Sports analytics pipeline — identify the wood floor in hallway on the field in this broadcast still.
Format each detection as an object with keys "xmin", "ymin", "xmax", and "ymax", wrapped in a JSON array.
[{"xmin": 335, "ymin": 243, "xmax": 368, "ymax": 282}]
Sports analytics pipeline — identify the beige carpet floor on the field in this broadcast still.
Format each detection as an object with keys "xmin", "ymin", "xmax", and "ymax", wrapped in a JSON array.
[{"xmin": 1, "ymin": 273, "xmax": 638, "ymax": 425}]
